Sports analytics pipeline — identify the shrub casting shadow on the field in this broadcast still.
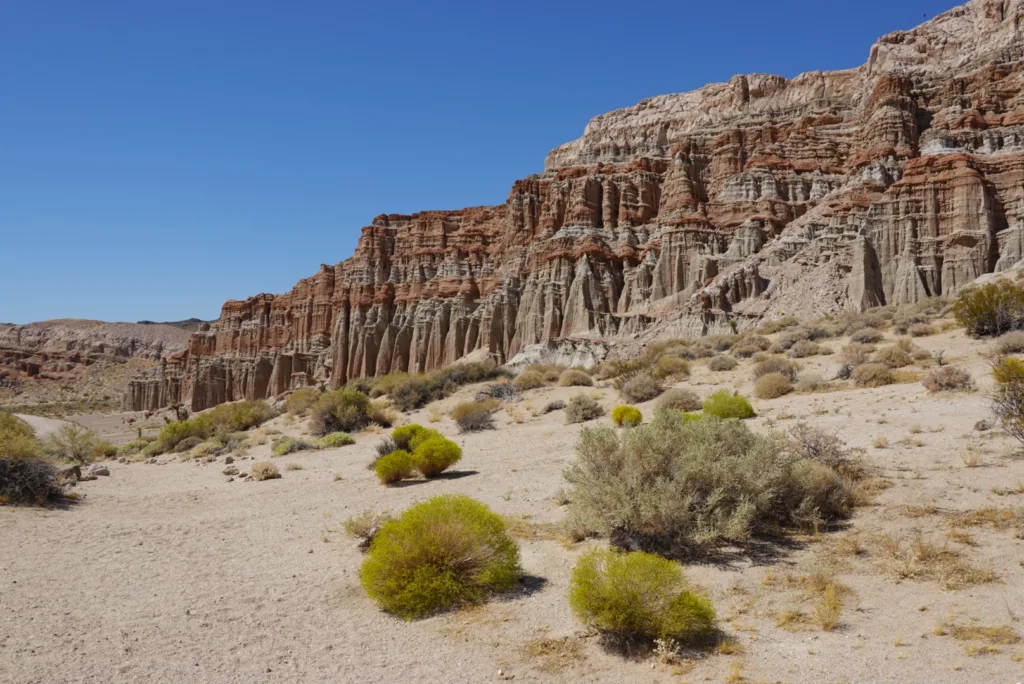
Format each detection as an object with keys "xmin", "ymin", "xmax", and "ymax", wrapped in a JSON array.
[{"xmin": 386, "ymin": 470, "xmax": 479, "ymax": 487}]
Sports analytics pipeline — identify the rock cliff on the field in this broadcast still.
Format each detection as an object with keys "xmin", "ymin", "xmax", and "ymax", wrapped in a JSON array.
[{"xmin": 126, "ymin": 0, "xmax": 1024, "ymax": 412}]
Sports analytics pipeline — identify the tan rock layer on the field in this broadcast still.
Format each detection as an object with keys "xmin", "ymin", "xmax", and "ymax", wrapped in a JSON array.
[{"xmin": 127, "ymin": 0, "xmax": 1024, "ymax": 411}]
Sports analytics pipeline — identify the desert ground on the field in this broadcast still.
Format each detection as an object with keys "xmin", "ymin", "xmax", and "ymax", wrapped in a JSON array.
[{"xmin": 3, "ymin": 321, "xmax": 1024, "ymax": 684}]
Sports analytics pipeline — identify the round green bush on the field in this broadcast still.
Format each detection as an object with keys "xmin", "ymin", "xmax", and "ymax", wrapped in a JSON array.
[
  {"xmin": 569, "ymin": 548, "xmax": 716, "ymax": 643},
  {"xmin": 374, "ymin": 449, "xmax": 416, "ymax": 484},
  {"xmin": 611, "ymin": 405, "xmax": 643, "ymax": 427},
  {"xmin": 391, "ymin": 424, "xmax": 442, "ymax": 452},
  {"xmin": 412, "ymin": 437, "xmax": 462, "ymax": 477},
  {"xmin": 317, "ymin": 432, "xmax": 356, "ymax": 448},
  {"xmin": 701, "ymin": 390, "xmax": 754, "ymax": 419},
  {"xmin": 359, "ymin": 495, "xmax": 522, "ymax": 619}
]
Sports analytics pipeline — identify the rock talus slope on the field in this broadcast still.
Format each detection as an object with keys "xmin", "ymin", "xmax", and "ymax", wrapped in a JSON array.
[{"xmin": 126, "ymin": 0, "xmax": 1024, "ymax": 411}]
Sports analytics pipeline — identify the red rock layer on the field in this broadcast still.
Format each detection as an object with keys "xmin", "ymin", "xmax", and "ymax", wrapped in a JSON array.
[{"xmin": 126, "ymin": 0, "xmax": 1024, "ymax": 411}]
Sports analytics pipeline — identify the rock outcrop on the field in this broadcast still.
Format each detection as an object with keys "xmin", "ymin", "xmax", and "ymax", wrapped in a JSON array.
[{"xmin": 127, "ymin": 0, "xmax": 1024, "ymax": 412}]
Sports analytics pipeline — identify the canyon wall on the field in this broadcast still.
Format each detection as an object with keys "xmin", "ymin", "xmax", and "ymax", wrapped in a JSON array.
[{"xmin": 126, "ymin": 0, "xmax": 1024, "ymax": 411}]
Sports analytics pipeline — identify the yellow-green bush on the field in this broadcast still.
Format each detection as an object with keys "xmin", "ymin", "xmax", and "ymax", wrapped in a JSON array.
[
  {"xmin": 611, "ymin": 405, "xmax": 643, "ymax": 427},
  {"xmin": 558, "ymin": 369, "xmax": 594, "ymax": 387},
  {"xmin": 374, "ymin": 361, "xmax": 509, "ymax": 411},
  {"xmin": 359, "ymin": 495, "xmax": 521, "ymax": 619},
  {"xmin": 286, "ymin": 387, "xmax": 320, "ymax": 415},
  {"xmin": 158, "ymin": 399, "xmax": 274, "ymax": 450},
  {"xmin": 991, "ymin": 357, "xmax": 1024, "ymax": 446},
  {"xmin": 953, "ymin": 280, "xmax": 1024, "ymax": 337},
  {"xmin": 271, "ymin": 436, "xmax": 315, "ymax": 457},
  {"xmin": 374, "ymin": 449, "xmax": 416, "ymax": 484},
  {"xmin": 391, "ymin": 424, "xmax": 442, "ymax": 452},
  {"xmin": 0, "ymin": 411, "xmax": 63, "ymax": 505},
  {"xmin": 753, "ymin": 372, "xmax": 793, "ymax": 399},
  {"xmin": 412, "ymin": 437, "xmax": 462, "ymax": 477},
  {"xmin": 310, "ymin": 389, "xmax": 391, "ymax": 436},
  {"xmin": 317, "ymin": 432, "xmax": 356, "ymax": 448},
  {"xmin": 701, "ymin": 390, "xmax": 754, "ymax": 419},
  {"xmin": 569, "ymin": 548, "xmax": 716, "ymax": 644}
]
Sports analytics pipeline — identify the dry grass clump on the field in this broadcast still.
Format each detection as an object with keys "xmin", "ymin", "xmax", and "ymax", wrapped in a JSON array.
[
  {"xmin": 343, "ymin": 508, "xmax": 393, "ymax": 547},
  {"xmin": 542, "ymin": 400, "xmax": 566, "ymax": 414},
  {"xmin": 995, "ymin": 330, "xmax": 1024, "ymax": 354},
  {"xmin": 514, "ymin": 369, "xmax": 548, "ymax": 391},
  {"xmin": 788, "ymin": 340, "xmax": 827, "ymax": 358},
  {"xmin": 944, "ymin": 506, "xmax": 1024, "ymax": 531},
  {"xmin": 869, "ymin": 533, "xmax": 996, "ymax": 589},
  {"xmin": 558, "ymin": 369, "xmax": 593, "ymax": 387},
  {"xmin": 908, "ymin": 323, "xmax": 936, "ymax": 337},
  {"xmin": 788, "ymin": 422, "xmax": 864, "ymax": 477},
  {"xmin": 564, "ymin": 413, "xmax": 857, "ymax": 556},
  {"xmin": 359, "ymin": 495, "xmax": 521, "ymax": 619},
  {"xmin": 873, "ymin": 345, "xmax": 913, "ymax": 369},
  {"xmin": 656, "ymin": 389, "xmax": 702, "ymax": 413},
  {"xmin": 372, "ymin": 361, "xmax": 509, "ymax": 411},
  {"xmin": 752, "ymin": 356, "xmax": 799, "ymax": 382},
  {"xmin": 758, "ymin": 315, "xmax": 800, "ymax": 335},
  {"xmin": 840, "ymin": 342, "xmax": 875, "ymax": 367},
  {"xmin": 611, "ymin": 405, "xmax": 643, "ymax": 427},
  {"xmin": 523, "ymin": 363, "xmax": 565, "ymax": 383},
  {"xmin": 753, "ymin": 373, "xmax": 793, "ymax": 399},
  {"xmin": 922, "ymin": 366, "xmax": 975, "ymax": 393},
  {"xmin": 851, "ymin": 328, "xmax": 884, "ymax": 344},
  {"xmin": 569, "ymin": 548, "xmax": 716, "ymax": 646},
  {"xmin": 709, "ymin": 355, "xmax": 738, "ymax": 371},
  {"xmin": 450, "ymin": 399, "xmax": 498, "ymax": 433},
  {"xmin": 565, "ymin": 395, "xmax": 605, "ymax": 424},
  {"xmin": 795, "ymin": 373, "xmax": 830, "ymax": 393},
  {"xmin": 652, "ymin": 356, "xmax": 690, "ymax": 380},
  {"xmin": 937, "ymin": 622, "xmax": 1021, "ymax": 645},
  {"xmin": 852, "ymin": 363, "xmax": 894, "ymax": 388},
  {"xmin": 618, "ymin": 373, "xmax": 664, "ymax": 403},
  {"xmin": 990, "ymin": 357, "xmax": 1024, "ymax": 445},
  {"xmin": 250, "ymin": 461, "xmax": 280, "ymax": 481},
  {"xmin": 952, "ymin": 280, "xmax": 1024, "ymax": 336},
  {"xmin": 519, "ymin": 636, "xmax": 586, "ymax": 674},
  {"xmin": 285, "ymin": 387, "xmax": 320, "ymax": 416}
]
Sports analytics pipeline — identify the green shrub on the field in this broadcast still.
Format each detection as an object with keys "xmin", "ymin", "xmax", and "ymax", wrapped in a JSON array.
[
  {"xmin": 569, "ymin": 548, "xmax": 716, "ymax": 644},
  {"xmin": 618, "ymin": 373, "xmax": 664, "ymax": 403},
  {"xmin": 141, "ymin": 440, "xmax": 167, "ymax": 458},
  {"xmin": 753, "ymin": 372, "xmax": 793, "ymax": 399},
  {"xmin": 558, "ymin": 369, "xmax": 594, "ymax": 387},
  {"xmin": 0, "ymin": 412, "xmax": 63, "ymax": 506},
  {"xmin": 701, "ymin": 390, "xmax": 754, "ymax": 419},
  {"xmin": 189, "ymin": 440, "xmax": 223, "ymax": 459},
  {"xmin": 513, "ymin": 370, "xmax": 547, "ymax": 391},
  {"xmin": 656, "ymin": 389, "xmax": 702, "ymax": 413},
  {"xmin": 359, "ymin": 495, "xmax": 521, "ymax": 619},
  {"xmin": 873, "ymin": 346, "xmax": 913, "ymax": 369},
  {"xmin": 565, "ymin": 395, "xmax": 605, "ymax": 424},
  {"xmin": 174, "ymin": 436, "xmax": 204, "ymax": 453},
  {"xmin": 708, "ymin": 355, "xmax": 738, "ymax": 371},
  {"xmin": 953, "ymin": 280, "xmax": 1024, "ymax": 337},
  {"xmin": 90, "ymin": 440, "xmax": 117, "ymax": 461},
  {"xmin": 752, "ymin": 356, "xmax": 798, "ymax": 382},
  {"xmin": 564, "ymin": 413, "xmax": 856, "ymax": 555},
  {"xmin": 391, "ymin": 424, "xmax": 442, "ymax": 452},
  {"xmin": 652, "ymin": 356, "xmax": 690, "ymax": 380},
  {"xmin": 317, "ymin": 432, "xmax": 356, "ymax": 448},
  {"xmin": 117, "ymin": 439, "xmax": 150, "ymax": 456},
  {"xmin": 310, "ymin": 389, "xmax": 391, "ymax": 436},
  {"xmin": 250, "ymin": 461, "xmax": 280, "ymax": 481},
  {"xmin": 374, "ymin": 449, "xmax": 416, "ymax": 484},
  {"xmin": 158, "ymin": 400, "xmax": 274, "ymax": 448},
  {"xmin": 611, "ymin": 405, "xmax": 643, "ymax": 427},
  {"xmin": 286, "ymin": 387, "xmax": 320, "ymax": 415},
  {"xmin": 376, "ymin": 362, "xmax": 509, "ymax": 411},
  {"xmin": 450, "ymin": 399, "xmax": 497, "ymax": 433},
  {"xmin": 44, "ymin": 424, "xmax": 99, "ymax": 464},
  {"xmin": 992, "ymin": 357, "xmax": 1024, "ymax": 445},
  {"xmin": 412, "ymin": 437, "xmax": 462, "ymax": 477},
  {"xmin": 852, "ymin": 363, "xmax": 894, "ymax": 388},
  {"xmin": 271, "ymin": 436, "xmax": 316, "ymax": 457}
]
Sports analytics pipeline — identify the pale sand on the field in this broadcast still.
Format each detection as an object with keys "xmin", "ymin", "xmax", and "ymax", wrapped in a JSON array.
[{"xmin": 3, "ymin": 325, "xmax": 1023, "ymax": 683}]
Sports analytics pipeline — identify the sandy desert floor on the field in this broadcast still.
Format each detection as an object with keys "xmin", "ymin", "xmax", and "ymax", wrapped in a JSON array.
[{"xmin": 3, "ymin": 324, "xmax": 1024, "ymax": 683}]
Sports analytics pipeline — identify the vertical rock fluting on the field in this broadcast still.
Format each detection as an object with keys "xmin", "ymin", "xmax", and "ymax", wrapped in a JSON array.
[{"xmin": 128, "ymin": 0, "xmax": 1024, "ymax": 411}]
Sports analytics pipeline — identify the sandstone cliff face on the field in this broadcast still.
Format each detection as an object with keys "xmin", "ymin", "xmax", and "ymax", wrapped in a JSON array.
[{"xmin": 127, "ymin": 0, "xmax": 1024, "ymax": 411}]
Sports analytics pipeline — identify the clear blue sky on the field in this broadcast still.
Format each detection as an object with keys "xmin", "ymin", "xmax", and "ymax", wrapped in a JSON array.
[{"xmin": 0, "ymin": 0, "xmax": 959, "ymax": 324}]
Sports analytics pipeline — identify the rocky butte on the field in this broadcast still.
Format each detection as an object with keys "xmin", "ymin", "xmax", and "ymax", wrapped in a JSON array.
[{"xmin": 126, "ymin": 0, "xmax": 1024, "ymax": 412}]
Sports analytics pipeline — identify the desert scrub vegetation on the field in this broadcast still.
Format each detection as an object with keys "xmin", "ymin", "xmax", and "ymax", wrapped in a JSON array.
[
  {"xmin": 250, "ymin": 461, "xmax": 280, "ymax": 481},
  {"xmin": 565, "ymin": 395, "xmax": 605, "ymax": 424},
  {"xmin": 839, "ymin": 342, "xmax": 875, "ymax": 367},
  {"xmin": 373, "ymin": 424, "xmax": 462, "ymax": 483},
  {"xmin": 752, "ymin": 356, "xmax": 799, "ymax": 382},
  {"xmin": 374, "ymin": 449, "xmax": 416, "ymax": 484},
  {"xmin": 922, "ymin": 366, "xmax": 975, "ymax": 393},
  {"xmin": 611, "ymin": 405, "xmax": 642, "ymax": 427},
  {"xmin": 513, "ymin": 369, "xmax": 547, "ymax": 391},
  {"xmin": 157, "ymin": 399, "xmax": 275, "ymax": 451},
  {"xmin": 372, "ymin": 361, "xmax": 509, "ymax": 411},
  {"xmin": 317, "ymin": 431, "xmax": 356, "ymax": 448},
  {"xmin": 43, "ymin": 423, "xmax": 103, "ymax": 464},
  {"xmin": 873, "ymin": 345, "xmax": 913, "ymax": 369},
  {"xmin": 708, "ymin": 354, "xmax": 738, "ymax": 371},
  {"xmin": 569, "ymin": 548, "xmax": 716, "ymax": 648},
  {"xmin": 617, "ymin": 373, "xmax": 664, "ymax": 403},
  {"xmin": 996, "ymin": 330, "xmax": 1024, "ymax": 354},
  {"xmin": 701, "ymin": 390, "xmax": 754, "ymax": 419},
  {"xmin": 850, "ymin": 327, "xmax": 884, "ymax": 343},
  {"xmin": 344, "ymin": 508, "xmax": 393, "ymax": 549},
  {"xmin": 359, "ymin": 494, "xmax": 521, "ymax": 619},
  {"xmin": 450, "ymin": 398, "xmax": 498, "ymax": 433},
  {"xmin": 285, "ymin": 387, "xmax": 320, "ymax": 416},
  {"xmin": 852, "ymin": 362, "xmax": 894, "ymax": 388},
  {"xmin": 563, "ymin": 413, "xmax": 857, "ymax": 556},
  {"xmin": 990, "ymin": 357, "xmax": 1024, "ymax": 446},
  {"xmin": 0, "ymin": 411, "xmax": 64, "ymax": 505},
  {"xmin": 271, "ymin": 436, "xmax": 316, "ymax": 457},
  {"xmin": 753, "ymin": 372, "xmax": 793, "ymax": 399},
  {"xmin": 953, "ymin": 280, "xmax": 1024, "ymax": 337},
  {"xmin": 787, "ymin": 340, "xmax": 826, "ymax": 358},
  {"xmin": 557, "ymin": 369, "xmax": 593, "ymax": 387},
  {"xmin": 656, "ymin": 388, "xmax": 702, "ymax": 413},
  {"xmin": 651, "ymin": 355, "xmax": 690, "ymax": 380},
  {"xmin": 309, "ymin": 388, "xmax": 392, "ymax": 436}
]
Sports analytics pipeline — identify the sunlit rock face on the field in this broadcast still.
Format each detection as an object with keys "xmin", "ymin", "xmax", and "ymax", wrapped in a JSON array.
[{"xmin": 127, "ymin": 0, "xmax": 1024, "ymax": 411}]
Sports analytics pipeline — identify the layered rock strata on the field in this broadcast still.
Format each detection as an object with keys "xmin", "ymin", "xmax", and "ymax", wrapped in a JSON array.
[{"xmin": 127, "ymin": 0, "xmax": 1024, "ymax": 411}]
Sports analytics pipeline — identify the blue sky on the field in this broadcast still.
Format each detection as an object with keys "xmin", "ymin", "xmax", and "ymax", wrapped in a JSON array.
[{"xmin": 0, "ymin": 0, "xmax": 960, "ymax": 324}]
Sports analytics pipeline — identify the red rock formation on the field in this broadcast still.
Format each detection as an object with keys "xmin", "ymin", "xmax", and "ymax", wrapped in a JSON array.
[{"xmin": 127, "ymin": 0, "xmax": 1024, "ymax": 411}]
